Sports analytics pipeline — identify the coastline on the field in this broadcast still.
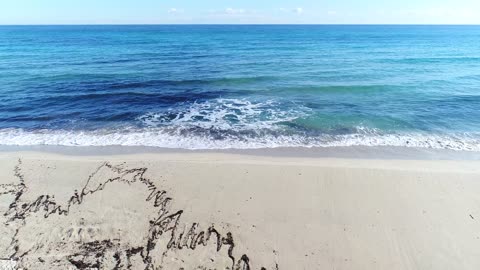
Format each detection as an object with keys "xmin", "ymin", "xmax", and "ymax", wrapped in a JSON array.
[
  {"xmin": 1, "ymin": 149, "xmax": 480, "ymax": 269},
  {"xmin": 2, "ymin": 144, "xmax": 480, "ymax": 160}
]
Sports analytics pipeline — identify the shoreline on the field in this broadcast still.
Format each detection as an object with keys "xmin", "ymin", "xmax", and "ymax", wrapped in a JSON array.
[{"xmin": 2, "ymin": 144, "xmax": 480, "ymax": 160}]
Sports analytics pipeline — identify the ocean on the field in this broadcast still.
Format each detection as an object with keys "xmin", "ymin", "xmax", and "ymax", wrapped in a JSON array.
[{"xmin": 0, "ymin": 25, "xmax": 480, "ymax": 150}]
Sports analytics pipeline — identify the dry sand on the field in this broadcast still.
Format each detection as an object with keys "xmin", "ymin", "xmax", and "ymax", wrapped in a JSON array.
[{"xmin": 1, "ymin": 151, "xmax": 480, "ymax": 269}]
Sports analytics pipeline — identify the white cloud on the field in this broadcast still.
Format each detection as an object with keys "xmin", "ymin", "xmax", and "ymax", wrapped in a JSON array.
[
  {"xmin": 294, "ymin": 7, "xmax": 303, "ymax": 14},
  {"xmin": 225, "ymin": 8, "xmax": 246, "ymax": 15},
  {"xmin": 278, "ymin": 7, "xmax": 304, "ymax": 14},
  {"xmin": 168, "ymin": 8, "xmax": 183, "ymax": 14}
]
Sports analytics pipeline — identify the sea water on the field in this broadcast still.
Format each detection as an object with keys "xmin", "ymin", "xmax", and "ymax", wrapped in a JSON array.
[{"xmin": 1, "ymin": 25, "xmax": 479, "ymax": 150}]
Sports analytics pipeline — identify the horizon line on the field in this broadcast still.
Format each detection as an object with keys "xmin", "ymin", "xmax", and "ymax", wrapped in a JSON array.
[{"xmin": 1, "ymin": 23, "xmax": 480, "ymax": 26}]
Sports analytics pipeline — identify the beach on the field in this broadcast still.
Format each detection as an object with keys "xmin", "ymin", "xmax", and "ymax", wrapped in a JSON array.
[
  {"xmin": 1, "ymin": 24, "xmax": 480, "ymax": 270},
  {"xmin": 1, "ymin": 149, "xmax": 480, "ymax": 269}
]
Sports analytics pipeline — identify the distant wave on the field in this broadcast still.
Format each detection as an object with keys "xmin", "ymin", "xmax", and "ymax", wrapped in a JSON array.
[
  {"xmin": 379, "ymin": 57, "xmax": 480, "ymax": 64},
  {"xmin": 272, "ymin": 84, "xmax": 404, "ymax": 94},
  {"xmin": 26, "ymin": 76, "xmax": 276, "ymax": 88}
]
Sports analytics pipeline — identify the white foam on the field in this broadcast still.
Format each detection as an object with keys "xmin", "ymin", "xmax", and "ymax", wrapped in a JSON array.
[
  {"xmin": 138, "ymin": 98, "xmax": 309, "ymax": 131},
  {"xmin": 0, "ymin": 128, "xmax": 479, "ymax": 151}
]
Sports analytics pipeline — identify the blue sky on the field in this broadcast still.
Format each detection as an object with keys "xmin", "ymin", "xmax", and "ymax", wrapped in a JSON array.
[{"xmin": 1, "ymin": 0, "xmax": 479, "ymax": 24}]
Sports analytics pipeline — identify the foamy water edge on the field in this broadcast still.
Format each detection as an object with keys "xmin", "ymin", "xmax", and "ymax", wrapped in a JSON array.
[{"xmin": 1, "ymin": 129, "xmax": 479, "ymax": 151}]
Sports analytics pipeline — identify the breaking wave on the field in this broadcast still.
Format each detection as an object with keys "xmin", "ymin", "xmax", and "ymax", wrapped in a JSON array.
[
  {"xmin": 137, "ymin": 98, "xmax": 309, "ymax": 131},
  {"xmin": 1, "ymin": 128, "xmax": 479, "ymax": 151},
  {"xmin": 1, "ymin": 98, "xmax": 479, "ymax": 151}
]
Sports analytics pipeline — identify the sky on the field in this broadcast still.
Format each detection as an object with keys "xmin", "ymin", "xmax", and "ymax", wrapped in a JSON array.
[{"xmin": 1, "ymin": 0, "xmax": 479, "ymax": 25}]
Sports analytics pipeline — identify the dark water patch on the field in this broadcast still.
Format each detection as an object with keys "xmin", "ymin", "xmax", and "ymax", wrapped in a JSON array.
[
  {"xmin": 88, "ymin": 112, "xmax": 142, "ymax": 122},
  {"xmin": 39, "ymin": 91, "xmax": 229, "ymax": 105},
  {"xmin": 104, "ymin": 77, "xmax": 276, "ymax": 90},
  {"xmin": 0, "ymin": 115, "xmax": 56, "ymax": 122},
  {"xmin": 15, "ymin": 77, "xmax": 277, "ymax": 94}
]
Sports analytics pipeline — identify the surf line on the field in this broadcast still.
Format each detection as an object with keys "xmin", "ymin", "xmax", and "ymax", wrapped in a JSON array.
[{"xmin": 1, "ymin": 159, "xmax": 273, "ymax": 270}]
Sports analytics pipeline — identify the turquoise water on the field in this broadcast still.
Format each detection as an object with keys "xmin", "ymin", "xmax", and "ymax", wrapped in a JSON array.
[{"xmin": 1, "ymin": 25, "xmax": 480, "ymax": 150}]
